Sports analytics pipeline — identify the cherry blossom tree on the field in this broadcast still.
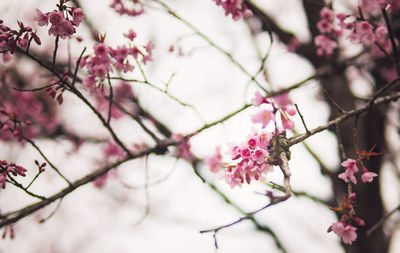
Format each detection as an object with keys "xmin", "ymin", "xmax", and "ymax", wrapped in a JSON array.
[{"xmin": 1, "ymin": 0, "xmax": 400, "ymax": 252}]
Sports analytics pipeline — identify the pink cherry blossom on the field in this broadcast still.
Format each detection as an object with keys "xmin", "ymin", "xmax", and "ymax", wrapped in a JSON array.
[
  {"xmin": 209, "ymin": 130, "xmax": 274, "ymax": 188},
  {"xmin": 320, "ymin": 7, "xmax": 334, "ymax": 21},
  {"xmin": 206, "ymin": 147, "xmax": 223, "ymax": 173},
  {"xmin": 338, "ymin": 158, "xmax": 359, "ymax": 184},
  {"xmin": 251, "ymin": 110, "xmax": 274, "ymax": 128},
  {"xmin": 124, "ymin": 29, "xmax": 137, "ymax": 41},
  {"xmin": 328, "ymin": 221, "xmax": 358, "ymax": 245},
  {"xmin": 280, "ymin": 112, "xmax": 294, "ymax": 130},
  {"xmin": 214, "ymin": 0, "xmax": 253, "ymax": 21},
  {"xmin": 361, "ymin": 168, "xmax": 378, "ymax": 183},
  {"xmin": 48, "ymin": 11, "xmax": 64, "ymax": 25},
  {"xmin": 71, "ymin": 7, "xmax": 84, "ymax": 26},
  {"xmin": 34, "ymin": 9, "xmax": 48, "ymax": 26},
  {"xmin": 314, "ymin": 35, "xmax": 337, "ymax": 57},
  {"xmin": 317, "ymin": 20, "xmax": 332, "ymax": 34},
  {"xmin": 251, "ymin": 91, "xmax": 267, "ymax": 106},
  {"xmin": 342, "ymin": 225, "xmax": 357, "ymax": 244},
  {"xmin": 330, "ymin": 220, "xmax": 345, "ymax": 236}
]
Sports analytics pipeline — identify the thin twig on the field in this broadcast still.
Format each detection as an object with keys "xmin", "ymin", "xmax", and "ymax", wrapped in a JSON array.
[
  {"xmin": 366, "ymin": 203, "xmax": 400, "ymax": 236},
  {"xmin": 106, "ymin": 75, "xmax": 114, "ymax": 125},
  {"xmin": 6, "ymin": 176, "xmax": 46, "ymax": 200},
  {"xmin": 39, "ymin": 198, "xmax": 63, "ymax": 223},
  {"xmin": 295, "ymin": 103, "xmax": 310, "ymax": 134},
  {"xmin": 52, "ymin": 36, "xmax": 60, "ymax": 71},
  {"xmin": 71, "ymin": 47, "xmax": 86, "ymax": 87},
  {"xmin": 323, "ymin": 89, "xmax": 345, "ymax": 113},
  {"xmin": 23, "ymin": 137, "xmax": 72, "ymax": 186}
]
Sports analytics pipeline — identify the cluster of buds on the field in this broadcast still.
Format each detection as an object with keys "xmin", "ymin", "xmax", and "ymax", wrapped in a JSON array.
[
  {"xmin": 0, "ymin": 108, "xmax": 32, "ymax": 142},
  {"xmin": 328, "ymin": 193, "xmax": 365, "ymax": 244},
  {"xmin": 45, "ymin": 78, "xmax": 66, "ymax": 105},
  {"xmin": 0, "ymin": 19, "xmax": 41, "ymax": 61},
  {"xmin": 0, "ymin": 160, "xmax": 27, "ymax": 190}
]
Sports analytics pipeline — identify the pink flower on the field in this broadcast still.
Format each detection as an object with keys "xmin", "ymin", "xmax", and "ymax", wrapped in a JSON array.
[
  {"xmin": 328, "ymin": 221, "xmax": 358, "ymax": 245},
  {"xmin": 251, "ymin": 149, "xmax": 266, "ymax": 163},
  {"xmin": 207, "ymin": 147, "xmax": 223, "ymax": 173},
  {"xmin": 273, "ymin": 93, "xmax": 293, "ymax": 108},
  {"xmin": 251, "ymin": 91, "xmax": 267, "ymax": 106},
  {"xmin": 356, "ymin": 21, "xmax": 373, "ymax": 36},
  {"xmin": 338, "ymin": 158, "xmax": 359, "ymax": 184},
  {"xmin": 329, "ymin": 221, "xmax": 345, "ymax": 236},
  {"xmin": 341, "ymin": 158, "xmax": 357, "ymax": 169},
  {"xmin": 251, "ymin": 110, "xmax": 274, "ymax": 128},
  {"xmin": 48, "ymin": 19, "xmax": 75, "ymax": 39},
  {"xmin": 280, "ymin": 112, "xmax": 294, "ymax": 130},
  {"xmin": 314, "ymin": 35, "xmax": 337, "ymax": 57},
  {"xmin": 145, "ymin": 41, "xmax": 155, "ymax": 55},
  {"xmin": 214, "ymin": 0, "xmax": 252, "ymax": 21},
  {"xmin": 48, "ymin": 11, "xmax": 64, "ymax": 25},
  {"xmin": 361, "ymin": 168, "xmax": 378, "ymax": 183},
  {"xmin": 317, "ymin": 20, "xmax": 332, "ymax": 34},
  {"xmin": 320, "ymin": 7, "xmax": 334, "ymax": 21},
  {"xmin": 124, "ymin": 29, "xmax": 137, "ymax": 41},
  {"xmin": 71, "ymin": 7, "xmax": 84, "ymax": 26},
  {"xmin": 94, "ymin": 43, "xmax": 108, "ymax": 57},
  {"xmin": 34, "ymin": 9, "xmax": 48, "ymax": 26},
  {"xmin": 257, "ymin": 132, "xmax": 271, "ymax": 150},
  {"xmin": 342, "ymin": 225, "xmax": 357, "ymax": 244}
]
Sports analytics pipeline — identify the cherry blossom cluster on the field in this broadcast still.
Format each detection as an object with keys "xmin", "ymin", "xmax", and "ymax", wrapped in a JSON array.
[
  {"xmin": 0, "ymin": 160, "xmax": 27, "ymax": 190},
  {"xmin": 314, "ymin": 6, "xmax": 394, "ymax": 57},
  {"xmin": 0, "ymin": 87, "xmax": 59, "ymax": 142},
  {"xmin": 327, "ymin": 193, "xmax": 365, "ymax": 245},
  {"xmin": 359, "ymin": 0, "xmax": 400, "ymax": 15},
  {"xmin": 34, "ymin": 2, "xmax": 84, "ymax": 39},
  {"xmin": 328, "ymin": 146, "xmax": 379, "ymax": 244},
  {"xmin": 338, "ymin": 158, "xmax": 378, "ymax": 184},
  {"xmin": 339, "ymin": 145, "xmax": 379, "ymax": 185},
  {"xmin": 0, "ymin": 108, "xmax": 33, "ymax": 142},
  {"xmin": 207, "ymin": 130, "xmax": 273, "ymax": 188},
  {"xmin": 251, "ymin": 92, "xmax": 296, "ymax": 131},
  {"xmin": 0, "ymin": 19, "xmax": 41, "ymax": 60},
  {"xmin": 214, "ymin": 0, "xmax": 253, "ymax": 21},
  {"xmin": 80, "ymin": 30, "xmax": 154, "ymax": 93},
  {"xmin": 207, "ymin": 92, "xmax": 295, "ymax": 188},
  {"xmin": 110, "ymin": 0, "xmax": 144, "ymax": 17}
]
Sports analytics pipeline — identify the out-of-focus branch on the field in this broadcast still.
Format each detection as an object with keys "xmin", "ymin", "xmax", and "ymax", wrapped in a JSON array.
[
  {"xmin": 366, "ymin": 203, "xmax": 400, "ymax": 236},
  {"xmin": 288, "ymin": 90, "xmax": 400, "ymax": 147}
]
